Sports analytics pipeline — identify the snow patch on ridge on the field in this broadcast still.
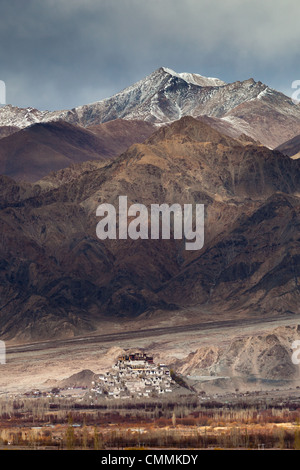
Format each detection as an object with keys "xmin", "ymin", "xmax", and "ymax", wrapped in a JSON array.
[{"xmin": 162, "ymin": 67, "xmax": 226, "ymax": 87}]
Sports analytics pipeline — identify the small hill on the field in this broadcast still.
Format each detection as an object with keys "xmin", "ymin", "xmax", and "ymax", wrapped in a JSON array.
[
  {"xmin": 174, "ymin": 325, "xmax": 300, "ymax": 383},
  {"xmin": 59, "ymin": 369, "xmax": 97, "ymax": 388}
]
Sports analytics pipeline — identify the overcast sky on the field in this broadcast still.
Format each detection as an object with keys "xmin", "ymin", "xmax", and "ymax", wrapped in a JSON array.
[{"xmin": 0, "ymin": 0, "xmax": 299, "ymax": 110}]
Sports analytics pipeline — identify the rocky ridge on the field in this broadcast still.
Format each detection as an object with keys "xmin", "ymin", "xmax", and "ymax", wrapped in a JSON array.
[
  {"xmin": 0, "ymin": 117, "xmax": 299, "ymax": 341},
  {"xmin": 1, "ymin": 67, "xmax": 300, "ymax": 149}
]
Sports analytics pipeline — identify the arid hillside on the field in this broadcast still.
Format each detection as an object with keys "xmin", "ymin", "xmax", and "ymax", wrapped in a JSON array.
[
  {"xmin": 276, "ymin": 134, "xmax": 300, "ymax": 158},
  {"xmin": 174, "ymin": 324, "xmax": 300, "ymax": 383},
  {"xmin": 0, "ymin": 117, "xmax": 299, "ymax": 341},
  {"xmin": 0, "ymin": 119, "xmax": 156, "ymax": 182}
]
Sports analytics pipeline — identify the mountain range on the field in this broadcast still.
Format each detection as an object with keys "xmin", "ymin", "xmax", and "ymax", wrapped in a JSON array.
[
  {"xmin": 1, "ymin": 67, "xmax": 300, "ymax": 184},
  {"xmin": 0, "ymin": 112, "xmax": 299, "ymax": 341},
  {"xmin": 0, "ymin": 68, "xmax": 300, "ymax": 342}
]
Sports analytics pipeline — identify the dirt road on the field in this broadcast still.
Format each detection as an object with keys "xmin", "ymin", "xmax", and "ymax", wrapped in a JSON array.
[{"xmin": 6, "ymin": 313, "xmax": 299, "ymax": 355}]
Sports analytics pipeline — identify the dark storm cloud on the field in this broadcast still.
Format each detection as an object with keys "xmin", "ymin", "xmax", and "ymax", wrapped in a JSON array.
[{"xmin": 0, "ymin": 0, "xmax": 299, "ymax": 110}]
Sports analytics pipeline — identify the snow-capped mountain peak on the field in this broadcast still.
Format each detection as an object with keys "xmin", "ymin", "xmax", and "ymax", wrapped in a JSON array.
[
  {"xmin": 161, "ymin": 67, "xmax": 227, "ymax": 87},
  {"xmin": 1, "ymin": 67, "xmax": 300, "ymax": 150}
]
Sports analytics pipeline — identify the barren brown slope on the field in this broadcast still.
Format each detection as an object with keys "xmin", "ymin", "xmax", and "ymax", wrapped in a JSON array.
[
  {"xmin": 86, "ymin": 119, "xmax": 156, "ymax": 157},
  {"xmin": 219, "ymin": 88, "xmax": 300, "ymax": 149},
  {"xmin": 275, "ymin": 134, "xmax": 300, "ymax": 157},
  {"xmin": 0, "ymin": 119, "xmax": 156, "ymax": 183},
  {"xmin": 0, "ymin": 117, "xmax": 299, "ymax": 341},
  {"xmin": 196, "ymin": 115, "xmax": 261, "ymax": 145},
  {"xmin": 0, "ymin": 121, "xmax": 110, "ymax": 182}
]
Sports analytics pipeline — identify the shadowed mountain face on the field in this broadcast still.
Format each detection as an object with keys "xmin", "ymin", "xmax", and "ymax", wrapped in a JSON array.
[
  {"xmin": 276, "ymin": 134, "xmax": 300, "ymax": 158},
  {"xmin": 0, "ymin": 119, "xmax": 156, "ymax": 182},
  {"xmin": 0, "ymin": 117, "xmax": 299, "ymax": 341},
  {"xmin": 0, "ymin": 125, "xmax": 19, "ymax": 140},
  {"xmin": 0, "ymin": 121, "xmax": 108, "ymax": 182}
]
